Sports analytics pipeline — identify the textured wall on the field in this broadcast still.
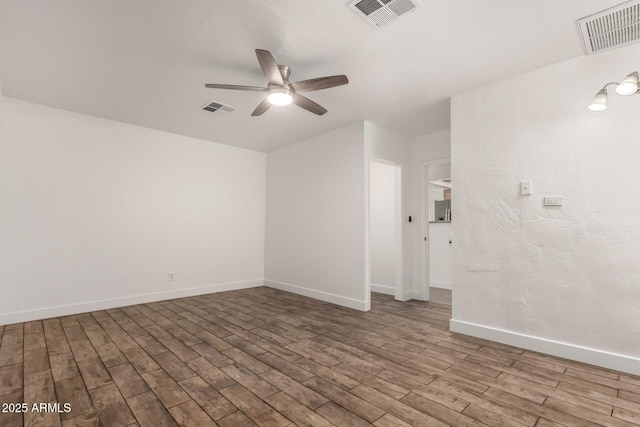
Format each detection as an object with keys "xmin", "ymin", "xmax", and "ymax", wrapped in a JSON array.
[{"xmin": 451, "ymin": 43, "xmax": 640, "ymax": 361}]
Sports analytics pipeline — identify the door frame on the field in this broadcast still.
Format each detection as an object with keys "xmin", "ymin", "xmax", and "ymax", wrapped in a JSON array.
[
  {"xmin": 368, "ymin": 155, "xmax": 405, "ymax": 302},
  {"xmin": 421, "ymin": 158, "xmax": 451, "ymax": 301}
]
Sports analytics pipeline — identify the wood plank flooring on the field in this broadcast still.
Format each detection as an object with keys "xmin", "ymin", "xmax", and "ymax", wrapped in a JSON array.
[{"xmin": 1, "ymin": 287, "xmax": 640, "ymax": 426}]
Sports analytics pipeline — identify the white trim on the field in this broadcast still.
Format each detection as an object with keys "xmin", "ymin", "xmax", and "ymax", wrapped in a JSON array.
[
  {"xmin": 370, "ymin": 283, "xmax": 395, "ymax": 296},
  {"xmin": 369, "ymin": 154, "xmax": 403, "ymax": 166},
  {"xmin": 450, "ymin": 319, "xmax": 640, "ymax": 376},
  {"xmin": 364, "ymin": 157, "xmax": 372, "ymax": 309},
  {"xmin": 0, "ymin": 280, "xmax": 263, "ymax": 325},
  {"xmin": 408, "ymin": 290, "xmax": 426, "ymax": 301},
  {"xmin": 429, "ymin": 280, "xmax": 452, "ymax": 290},
  {"xmin": 265, "ymin": 280, "xmax": 370, "ymax": 311}
]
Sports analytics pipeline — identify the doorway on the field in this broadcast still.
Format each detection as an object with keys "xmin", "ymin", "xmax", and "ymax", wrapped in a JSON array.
[
  {"xmin": 369, "ymin": 159, "xmax": 402, "ymax": 300},
  {"xmin": 423, "ymin": 160, "xmax": 452, "ymax": 298}
]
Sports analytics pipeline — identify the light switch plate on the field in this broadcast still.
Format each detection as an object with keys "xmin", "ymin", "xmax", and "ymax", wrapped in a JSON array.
[
  {"xmin": 544, "ymin": 196, "xmax": 563, "ymax": 206},
  {"xmin": 520, "ymin": 181, "xmax": 532, "ymax": 196}
]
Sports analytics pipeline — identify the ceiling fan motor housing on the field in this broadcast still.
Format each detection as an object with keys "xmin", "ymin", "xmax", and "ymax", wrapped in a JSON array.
[{"xmin": 277, "ymin": 65, "xmax": 291, "ymax": 83}]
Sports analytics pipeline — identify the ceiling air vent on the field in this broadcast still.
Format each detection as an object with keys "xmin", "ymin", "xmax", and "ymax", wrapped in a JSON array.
[
  {"xmin": 202, "ymin": 100, "xmax": 236, "ymax": 114},
  {"xmin": 577, "ymin": 0, "xmax": 640, "ymax": 55},
  {"xmin": 350, "ymin": 0, "xmax": 422, "ymax": 28}
]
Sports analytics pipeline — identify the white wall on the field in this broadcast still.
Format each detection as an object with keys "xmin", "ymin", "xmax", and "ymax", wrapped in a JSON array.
[
  {"xmin": 369, "ymin": 161, "xmax": 397, "ymax": 294},
  {"xmin": 0, "ymin": 79, "xmax": 3, "ymax": 152},
  {"xmin": 265, "ymin": 123, "xmax": 368, "ymax": 310},
  {"xmin": 0, "ymin": 97, "xmax": 266, "ymax": 324},
  {"xmin": 410, "ymin": 131, "xmax": 450, "ymax": 161},
  {"xmin": 450, "ymin": 43, "xmax": 640, "ymax": 375},
  {"xmin": 409, "ymin": 130, "xmax": 451, "ymax": 300}
]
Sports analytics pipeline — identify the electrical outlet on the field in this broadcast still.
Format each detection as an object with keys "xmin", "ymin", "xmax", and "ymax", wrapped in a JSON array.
[{"xmin": 520, "ymin": 180, "xmax": 532, "ymax": 196}]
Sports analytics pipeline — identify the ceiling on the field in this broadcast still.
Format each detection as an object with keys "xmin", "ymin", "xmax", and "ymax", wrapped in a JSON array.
[{"xmin": 0, "ymin": 0, "xmax": 624, "ymax": 152}]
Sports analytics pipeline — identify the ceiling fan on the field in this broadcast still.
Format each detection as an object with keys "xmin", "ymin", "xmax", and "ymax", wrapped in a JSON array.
[{"xmin": 205, "ymin": 49, "xmax": 349, "ymax": 116}]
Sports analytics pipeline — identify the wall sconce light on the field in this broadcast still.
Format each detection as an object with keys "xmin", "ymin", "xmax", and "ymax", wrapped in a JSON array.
[{"xmin": 588, "ymin": 71, "xmax": 640, "ymax": 111}]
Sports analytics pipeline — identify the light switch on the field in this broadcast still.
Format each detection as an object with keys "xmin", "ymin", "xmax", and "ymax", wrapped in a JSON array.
[
  {"xmin": 544, "ymin": 196, "xmax": 563, "ymax": 206},
  {"xmin": 520, "ymin": 181, "xmax": 532, "ymax": 196}
]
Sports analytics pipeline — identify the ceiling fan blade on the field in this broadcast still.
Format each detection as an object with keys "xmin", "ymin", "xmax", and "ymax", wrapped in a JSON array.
[
  {"xmin": 292, "ymin": 93, "xmax": 327, "ymax": 115},
  {"xmin": 255, "ymin": 49, "xmax": 284, "ymax": 86},
  {"xmin": 205, "ymin": 84, "xmax": 267, "ymax": 92},
  {"xmin": 251, "ymin": 99, "xmax": 272, "ymax": 116},
  {"xmin": 291, "ymin": 75, "xmax": 349, "ymax": 92}
]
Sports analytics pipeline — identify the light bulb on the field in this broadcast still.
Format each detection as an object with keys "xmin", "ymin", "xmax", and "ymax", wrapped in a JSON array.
[
  {"xmin": 616, "ymin": 72, "xmax": 639, "ymax": 96},
  {"xmin": 588, "ymin": 88, "xmax": 607, "ymax": 111},
  {"xmin": 267, "ymin": 88, "xmax": 292, "ymax": 106}
]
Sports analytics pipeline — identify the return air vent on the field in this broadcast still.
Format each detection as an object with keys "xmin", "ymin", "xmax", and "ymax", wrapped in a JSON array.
[
  {"xmin": 577, "ymin": 0, "xmax": 640, "ymax": 55},
  {"xmin": 202, "ymin": 100, "xmax": 236, "ymax": 114},
  {"xmin": 350, "ymin": 0, "xmax": 421, "ymax": 28}
]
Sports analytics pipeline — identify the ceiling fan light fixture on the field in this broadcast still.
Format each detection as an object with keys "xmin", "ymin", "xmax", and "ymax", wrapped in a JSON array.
[
  {"xmin": 267, "ymin": 88, "xmax": 293, "ymax": 106},
  {"xmin": 616, "ymin": 71, "xmax": 639, "ymax": 96},
  {"xmin": 205, "ymin": 49, "xmax": 348, "ymax": 115},
  {"xmin": 588, "ymin": 88, "xmax": 608, "ymax": 111}
]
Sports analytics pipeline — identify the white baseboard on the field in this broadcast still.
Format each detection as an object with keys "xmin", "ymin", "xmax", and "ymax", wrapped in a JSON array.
[
  {"xmin": 408, "ymin": 290, "xmax": 427, "ymax": 301},
  {"xmin": 0, "ymin": 280, "xmax": 263, "ymax": 325},
  {"xmin": 450, "ymin": 319, "xmax": 640, "ymax": 376},
  {"xmin": 370, "ymin": 283, "xmax": 395, "ymax": 296},
  {"xmin": 430, "ymin": 280, "xmax": 452, "ymax": 290},
  {"xmin": 264, "ymin": 280, "xmax": 369, "ymax": 311}
]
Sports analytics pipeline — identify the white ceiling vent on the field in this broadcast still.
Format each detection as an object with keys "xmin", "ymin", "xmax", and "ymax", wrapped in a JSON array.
[
  {"xmin": 577, "ymin": 0, "xmax": 640, "ymax": 55},
  {"xmin": 350, "ymin": 0, "xmax": 422, "ymax": 28},
  {"xmin": 202, "ymin": 100, "xmax": 236, "ymax": 114}
]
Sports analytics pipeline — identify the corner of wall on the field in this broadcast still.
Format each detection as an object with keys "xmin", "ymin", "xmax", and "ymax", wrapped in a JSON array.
[{"xmin": 264, "ymin": 280, "xmax": 370, "ymax": 311}]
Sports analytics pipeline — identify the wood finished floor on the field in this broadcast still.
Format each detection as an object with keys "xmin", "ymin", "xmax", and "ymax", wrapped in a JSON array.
[{"xmin": 1, "ymin": 288, "xmax": 640, "ymax": 426}]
